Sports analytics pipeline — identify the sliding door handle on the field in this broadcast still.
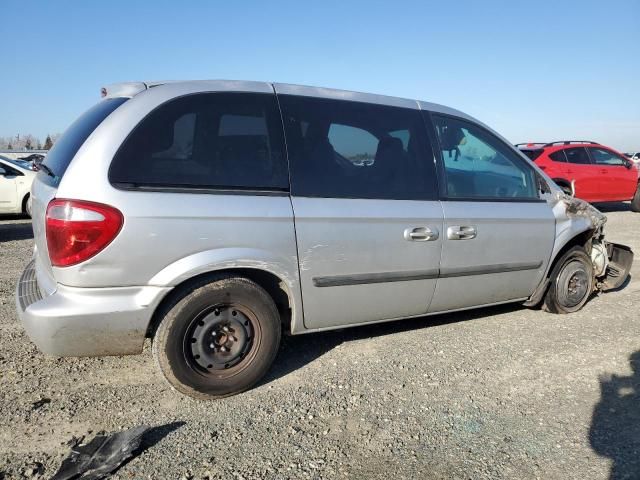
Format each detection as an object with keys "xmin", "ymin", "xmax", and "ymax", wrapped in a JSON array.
[
  {"xmin": 404, "ymin": 227, "xmax": 439, "ymax": 242},
  {"xmin": 447, "ymin": 225, "xmax": 477, "ymax": 240}
]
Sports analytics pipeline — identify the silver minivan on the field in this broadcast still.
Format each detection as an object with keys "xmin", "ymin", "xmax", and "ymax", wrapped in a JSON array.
[{"xmin": 16, "ymin": 80, "xmax": 633, "ymax": 399}]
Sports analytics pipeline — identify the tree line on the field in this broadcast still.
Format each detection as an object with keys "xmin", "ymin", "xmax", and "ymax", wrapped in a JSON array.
[{"xmin": 0, "ymin": 133, "xmax": 61, "ymax": 151}]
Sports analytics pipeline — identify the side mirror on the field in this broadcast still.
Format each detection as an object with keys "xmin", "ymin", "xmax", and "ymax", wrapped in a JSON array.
[{"xmin": 624, "ymin": 159, "xmax": 633, "ymax": 169}]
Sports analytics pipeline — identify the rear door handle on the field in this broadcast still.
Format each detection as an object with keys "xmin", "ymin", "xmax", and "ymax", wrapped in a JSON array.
[
  {"xmin": 447, "ymin": 225, "xmax": 477, "ymax": 240},
  {"xmin": 404, "ymin": 227, "xmax": 439, "ymax": 242}
]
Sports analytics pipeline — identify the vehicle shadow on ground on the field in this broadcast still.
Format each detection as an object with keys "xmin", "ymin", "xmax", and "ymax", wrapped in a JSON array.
[
  {"xmin": 0, "ymin": 219, "xmax": 33, "ymax": 242},
  {"xmin": 589, "ymin": 350, "xmax": 640, "ymax": 480},
  {"xmin": 593, "ymin": 202, "xmax": 632, "ymax": 213},
  {"xmin": 261, "ymin": 302, "xmax": 523, "ymax": 386}
]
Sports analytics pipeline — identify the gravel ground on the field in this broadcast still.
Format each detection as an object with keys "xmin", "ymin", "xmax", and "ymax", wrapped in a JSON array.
[{"xmin": 0, "ymin": 205, "xmax": 638, "ymax": 480}]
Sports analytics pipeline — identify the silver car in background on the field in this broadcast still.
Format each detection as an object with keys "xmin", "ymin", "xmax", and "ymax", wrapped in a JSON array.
[{"xmin": 16, "ymin": 80, "xmax": 633, "ymax": 399}]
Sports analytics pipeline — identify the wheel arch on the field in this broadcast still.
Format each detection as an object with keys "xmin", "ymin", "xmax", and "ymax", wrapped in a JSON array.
[
  {"xmin": 146, "ymin": 267, "xmax": 296, "ymax": 339},
  {"xmin": 524, "ymin": 228, "xmax": 595, "ymax": 307},
  {"xmin": 551, "ymin": 177, "xmax": 571, "ymax": 188},
  {"xmin": 548, "ymin": 228, "xmax": 595, "ymax": 272},
  {"xmin": 551, "ymin": 178, "xmax": 573, "ymax": 195}
]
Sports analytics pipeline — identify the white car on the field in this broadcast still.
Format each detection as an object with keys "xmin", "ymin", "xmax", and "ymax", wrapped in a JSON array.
[{"xmin": 0, "ymin": 155, "xmax": 36, "ymax": 216}]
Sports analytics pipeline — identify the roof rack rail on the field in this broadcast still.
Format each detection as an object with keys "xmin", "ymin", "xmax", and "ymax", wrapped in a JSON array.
[
  {"xmin": 515, "ymin": 142, "xmax": 548, "ymax": 148},
  {"xmin": 543, "ymin": 140, "xmax": 600, "ymax": 147}
]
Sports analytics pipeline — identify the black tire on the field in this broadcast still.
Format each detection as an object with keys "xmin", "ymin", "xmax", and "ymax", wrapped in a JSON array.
[
  {"xmin": 152, "ymin": 275, "xmax": 281, "ymax": 400},
  {"xmin": 631, "ymin": 184, "xmax": 640, "ymax": 212},
  {"xmin": 543, "ymin": 246, "xmax": 594, "ymax": 314},
  {"xmin": 22, "ymin": 194, "xmax": 32, "ymax": 218}
]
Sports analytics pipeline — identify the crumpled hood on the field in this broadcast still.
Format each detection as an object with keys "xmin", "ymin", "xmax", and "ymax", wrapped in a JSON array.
[{"xmin": 557, "ymin": 191, "xmax": 607, "ymax": 230}]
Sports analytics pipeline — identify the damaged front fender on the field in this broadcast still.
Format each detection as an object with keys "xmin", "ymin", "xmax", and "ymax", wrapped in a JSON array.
[
  {"xmin": 526, "ymin": 192, "xmax": 633, "ymax": 306},
  {"xmin": 557, "ymin": 192, "xmax": 633, "ymax": 291}
]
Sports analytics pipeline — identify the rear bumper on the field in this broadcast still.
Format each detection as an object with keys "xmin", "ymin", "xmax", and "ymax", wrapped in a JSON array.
[{"xmin": 16, "ymin": 260, "xmax": 171, "ymax": 357}]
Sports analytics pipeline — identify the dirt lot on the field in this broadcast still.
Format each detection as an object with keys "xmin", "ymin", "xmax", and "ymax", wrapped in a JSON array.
[{"xmin": 0, "ymin": 205, "xmax": 638, "ymax": 480}]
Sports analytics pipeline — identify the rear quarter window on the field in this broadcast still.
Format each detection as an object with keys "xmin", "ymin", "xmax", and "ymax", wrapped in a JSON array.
[
  {"xmin": 109, "ymin": 92, "xmax": 288, "ymax": 191},
  {"xmin": 549, "ymin": 151, "xmax": 567, "ymax": 162},
  {"xmin": 521, "ymin": 149, "xmax": 543, "ymax": 161},
  {"xmin": 41, "ymin": 98, "xmax": 127, "ymax": 185}
]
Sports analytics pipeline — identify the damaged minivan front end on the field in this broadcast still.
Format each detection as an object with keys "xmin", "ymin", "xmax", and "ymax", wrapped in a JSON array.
[
  {"xmin": 561, "ymin": 193, "xmax": 633, "ymax": 291},
  {"xmin": 526, "ymin": 192, "xmax": 633, "ymax": 307}
]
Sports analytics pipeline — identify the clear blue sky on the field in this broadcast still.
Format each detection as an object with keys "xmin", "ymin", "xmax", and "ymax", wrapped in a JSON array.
[{"xmin": 2, "ymin": 0, "xmax": 639, "ymax": 151}]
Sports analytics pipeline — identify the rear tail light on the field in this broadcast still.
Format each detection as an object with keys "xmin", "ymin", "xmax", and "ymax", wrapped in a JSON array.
[{"xmin": 46, "ymin": 199, "xmax": 123, "ymax": 267}]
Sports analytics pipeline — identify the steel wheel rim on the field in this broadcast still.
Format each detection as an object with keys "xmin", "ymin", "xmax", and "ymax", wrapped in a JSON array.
[
  {"xmin": 183, "ymin": 303, "xmax": 260, "ymax": 378},
  {"xmin": 556, "ymin": 260, "xmax": 590, "ymax": 308}
]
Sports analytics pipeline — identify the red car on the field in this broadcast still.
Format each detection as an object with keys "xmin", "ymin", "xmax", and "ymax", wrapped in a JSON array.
[{"xmin": 517, "ymin": 141, "xmax": 640, "ymax": 211}]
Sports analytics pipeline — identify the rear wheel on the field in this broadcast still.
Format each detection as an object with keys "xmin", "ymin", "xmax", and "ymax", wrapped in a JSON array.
[
  {"xmin": 543, "ymin": 246, "xmax": 594, "ymax": 314},
  {"xmin": 152, "ymin": 275, "xmax": 281, "ymax": 400},
  {"xmin": 631, "ymin": 184, "xmax": 640, "ymax": 212}
]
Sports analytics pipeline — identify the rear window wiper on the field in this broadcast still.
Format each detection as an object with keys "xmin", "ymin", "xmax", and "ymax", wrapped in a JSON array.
[{"xmin": 38, "ymin": 164, "xmax": 57, "ymax": 178}]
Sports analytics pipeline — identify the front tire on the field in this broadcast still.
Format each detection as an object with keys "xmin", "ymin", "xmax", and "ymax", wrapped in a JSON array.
[
  {"xmin": 153, "ymin": 275, "xmax": 281, "ymax": 400},
  {"xmin": 543, "ymin": 246, "xmax": 594, "ymax": 314}
]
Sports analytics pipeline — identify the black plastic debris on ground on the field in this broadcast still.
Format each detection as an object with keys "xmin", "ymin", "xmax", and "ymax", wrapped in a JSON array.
[
  {"xmin": 51, "ymin": 426, "xmax": 149, "ymax": 480},
  {"xmin": 31, "ymin": 398, "xmax": 51, "ymax": 411},
  {"xmin": 51, "ymin": 422, "xmax": 184, "ymax": 480}
]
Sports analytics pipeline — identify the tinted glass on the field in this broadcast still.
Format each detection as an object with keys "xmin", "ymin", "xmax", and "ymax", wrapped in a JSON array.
[
  {"xmin": 110, "ymin": 93, "xmax": 288, "ymax": 190},
  {"xmin": 589, "ymin": 147, "xmax": 625, "ymax": 166},
  {"xmin": 564, "ymin": 147, "xmax": 591, "ymax": 164},
  {"xmin": 0, "ymin": 161, "xmax": 20, "ymax": 176},
  {"xmin": 2, "ymin": 157, "xmax": 30, "ymax": 170},
  {"xmin": 432, "ymin": 115, "xmax": 538, "ymax": 200},
  {"xmin": 549, "ymin": 150, "xmax": 567, "ymax": 162},
  {"xmin": 328, "ymin": 124, "xmax": 378, "ymax": 166},
  {"xmin": 521, "ymin": 149, "xmax": 543, "ymax": 161},
  {"xmin": 279, "ymin": 95, "xmax": 437, "ymax": 200},
  {"xmin": 42, "ymin": 98, "xmax": 127, "ymax": 182}
]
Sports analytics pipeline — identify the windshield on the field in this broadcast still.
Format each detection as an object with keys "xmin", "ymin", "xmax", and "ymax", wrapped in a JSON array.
[{"xmin": 41, "ymin": 97, "xmax": 128, "ymax": 183}]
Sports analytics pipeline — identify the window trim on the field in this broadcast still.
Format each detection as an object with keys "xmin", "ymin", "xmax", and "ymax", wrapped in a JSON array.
[
  {"xmin": 108, "ymin": 91, "xmax": 291, "ymax": 195},
  {"xmin": 111, "ymin": 183, "xmax": 289, "ymax": 196},
  {"xmin": 423, "ymin": 111, "xmax": 545, "ymax": 203}
]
